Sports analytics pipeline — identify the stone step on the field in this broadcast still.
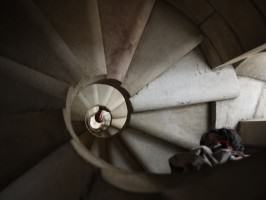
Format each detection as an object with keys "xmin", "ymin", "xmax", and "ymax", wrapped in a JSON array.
[
  {"xmin": 130, "ymin": 49, "xmax": 240, "ymax": 112},
  {"xmin": 0, "ymin": 0, "xmax": 82, "ymax": 83},
  {"xmin": 0, "ymin": 56, "xmax": 68, "ymax": 99},
  {"xmin": 239, "ymin": 120, "xmax": 266, "ymax": 146},
  {"xmin": 109, "ymin": 136, "xmax": 145, "ymax": 172},
  {"xmin": 254, "ymin": 86, "xmax": 266, "ymax": 119},
  {"xmin": 34, "ymin": 0, "xmax": 107, "ymax": 77},
  {"xmin": 121, "ymin": 128, "xmax": 182, "ymax": 173},
  {"xmin": 112, "ymin": 117, "xmax": 127, "ymax": 129},
  {"xmin": 213, "ymin": 77, "xmax": 264, "ymax": 129},
  {"xmin": 98, "ymin": 0, "xmax": 155, "ymax": 81},
  {"xmin": 122, "ymin": 0, "xmax": 202, "ymax": 95},
  {"xmin": 0, "ymin": 76, "xmax": 63, "ymax": 114},
  {"xmin": 71, "ymin": 93, "xmax": 89, "ymax": 121},
  {"xmin": 106, "ymin": 89, "xmax": 125, "ymax": 111},
  {"xmin": 0, "ymin": 110, "xmax": 69, "ymax": 190},
  {"xmin": 0, "ymin": 143, "xmax": 95, "ymax": 200},
  {"xmin": 236, "ymin": 52, "xmax": 266, "ymax": 82},
  {"xmin": 111, "ymin": 102, "xmax": 128, "ymax": 119},
  {"xmin": 82, "ymin": 84, "xmax": 100, "ymax": 107},
  {"xmin": 129, "ymin": 103, "xmax": 209, "ymax": 149}
]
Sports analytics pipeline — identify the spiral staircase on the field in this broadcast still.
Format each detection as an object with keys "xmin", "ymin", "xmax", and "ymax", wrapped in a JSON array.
[{"xmin": 1, "ymin": 0, "xmax": 266, "ymax": 199}]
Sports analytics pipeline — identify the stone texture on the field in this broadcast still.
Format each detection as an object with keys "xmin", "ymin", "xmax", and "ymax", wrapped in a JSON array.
[
  {"xmin": 122, "ymin": 0, "xmax": 202, "ymax": 95},
  {"xmin": 0, "ymin": 56, "xmax": 68, "ymax": 99},
  {"xmin": 200, "ymin": 38, "xmax": 223, "ymax": 68},
  {"xmin": 130, "ymin": 49, "xmax": 239, "ymax": 112},
  {"xmin": 108, "ymin": 136, "xmax": 145, "ymax": 172},
  {"xmin": 98, "ymin": 0, "xmax": 155, "ymax": 81},
  {"xmin": 34, "ymin": 0, "xmax": 107, "ymax": 77},
  {"xmin": 166, "ymin": 0, "xmax": 214, "ymax": 25},
  {"xmin": 200, "ymin": 14, "xmax": 243, "ymax": 64},
  {"xmin": 214, "ymin": 77, "xmax": 264, "ymax": 129},
  {"xmin": 0, "ymin": 110, "xmax": 70, "ymax": 190},
  {"xmin": 254, "ymin": 86, "xmax": 266, "ymax": 118},
  {"xmin": 122, "ymin": 128, "xmax": 183, "ymax": 173},
  {"xmin": 129, "ymin": 104, "xmax": 209, "ymax": 149},
  {"xmin": 239, "ymin": 120, "xmax": 266, "ymax": 146},
  {"xmin": 0, "ymin": 76, "xmax": 64, "ymax": 114},
  {"xmin": 209, "ymin": 0, "xmax": 266, "ymax": 51},
  {"xmin": 0, "ymin": 0, "xmax": 82, "ymax": 83},
  {"xmin": 0, "ymin": 144, "xmax": 95, "ymax": 200},
  {"xmin": 236, "ymin": 52, "xmax": 266, "ymax": 82},
  {"xmin": 218, "ymin": 43, "xmax": 266, "ymax": 68}
]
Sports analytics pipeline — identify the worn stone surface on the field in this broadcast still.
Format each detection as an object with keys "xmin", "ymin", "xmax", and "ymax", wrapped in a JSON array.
[
  {"xmin": 209, "ymin": 0, "xmax": 266, "ymax": 51},
  {"xmin": 122, "ymin": 0, "xmax": 202, "ymax": 95},
  {"xmin": 0, "ymin": 56, "xmax": 68, "ymax": 99},
  {"xmin": 218, "ymin": 43, "xmax": 266, "ymax": 68},
  {"xmin": 0, "ymin": 1, "xmax": 82, "ymax": 83},
  {"xmin": 239, "ymin": 120, "xmax": 266, "ymax": 146},
  {"xmin": 0, "ymin": 144, "xmax": 95, "ymax": 200},
  {"xmin": 236, "ymin": 52, "xmax": 266, "ymax": 82},
  {"xmin": 122, "ymin": 128, "xmax": 183, "ymax": 173},
  {"xmin": 200, "ymin": 14, "xmax": 243, "ymax": 64},
  {"xmin": 166, "ymin": 0, "xmax": 214, "ymax": 25},
  {"xmin": 34, "ymin": 0, "xmax": 107, "ymax": 77},
  {"xmin": 0, "ymin": 77, "xmax": 63, "ymax": 114},
  {"xmin": 254, "ymin": 86, "xmax": 266, "ymax": 119},
  {"xmin": 98, "ymin": 0, "xmax": 155, "ymax": 81},
  {"xmin": 200, "ymin": 38, "xmax": 223, "ymax": 68},
  {"xmin": 129, "ymin": 103, "xmax": 209, "ymax": 149},
  {"xmin": 0, "ymin": 110, "xmax": 69, "ymax": 190},
  {"xmin": 130, "ymin": 49, "xmax": 239, "ymax": 112},
  {"xmin": 214, "ymin": 77, "xmax": 264, "ymax": 129}
]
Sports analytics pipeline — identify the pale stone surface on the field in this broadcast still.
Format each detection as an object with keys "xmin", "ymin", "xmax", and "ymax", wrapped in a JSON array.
[
  {"xmin": 236, "ymin": 52, "xmax": 266, "ymax": 82},
  {"xmin": 254, "ymin": 86, "xmax": 266, "ymax": 118},
  {"xmin": 122, "ymin": 0, "xmax": 202, "ymax": 95},
  {"xmin": 99, "ymin": 0, "xmax": 155, "ymax": 81},
  {"xmin": 130, "ymin": 49, "xmax": 239, "ymax": 112},
  {"xmin": 122, "ymin": 128, "xmax": 182, "ymax": 173},
  {"xmin": 129, "ymin": 103, "xmax": 209, "ymax": 149},
  {"xmin": 214, "ymin": 77, "xmax": 264, "ymax": 129},
  {"xmin": 34, "ymin": 0, "xmax": 107, "ymax": 77},
  {"xmin": 239, "ymin": 120, "xmax": 266, "ymax": 146}
]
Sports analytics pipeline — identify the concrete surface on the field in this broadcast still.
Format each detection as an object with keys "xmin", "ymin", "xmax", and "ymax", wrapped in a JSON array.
[
  {"xmin": 0, "ymin": 144, "xmax": 95, "ymax": 200},
  {"xmin": 98, "ymin": 0, "xmax": 155, "ymax": 81},
  {"xmin": 254, "ymin": 86, "xmax": 266, "ymax": 118},
  {"xmin": 209, "ymin": 0, "xmax": 266, "ymax": 51},
  {"xmin": 166, "ymin": 0, "xmax": 214, "ymax": 25},
  {"xmin": 34, "ymin": 0, "xmax": 107, "ymax": 77},
  {"xmin": 236, "ymin": 52, "xmax": 266, "ymax": 82},
  {"xmin": 200, "ymin": 14, "xmax": 243, "ymax": 64},
  {"xmin": 130, "ymin": 49, "xmax": 239, "ymax": 112},
  {"xmin": 0, "ymin": 56, "xmax": 68, "ymax": 99},
  {"xmin": 122, "ymin": 0, "xmax": 202, "ymax": 95},
  {"xmin": 239, "ymin": 119, "xmax": 266, "ymax": 146},
  {"xmin": 0, "ymin": 0, "xmax": 81, "ymax": 83},
  {"xmin": 0, "ymin": 110, "xmax": 69, "ymax": 190},
  {"xmin": 122, "ymin": 128, "xmax": 183, "ymax": 173},
  {"xmin": 213, "ymin": 77, "xmax": 264, "ymax": 128},
  {"xmin": 129, "ymin": 103, "xmax": 209, "ymax": 149}
]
